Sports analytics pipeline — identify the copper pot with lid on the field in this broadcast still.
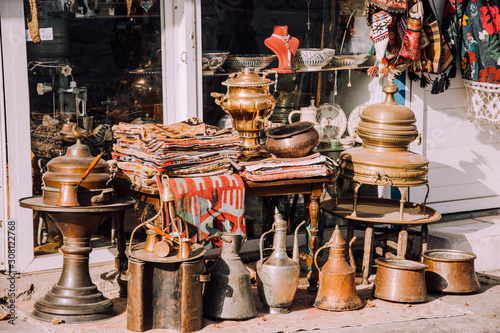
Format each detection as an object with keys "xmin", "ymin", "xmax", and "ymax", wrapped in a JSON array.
[{"xmin": 42, "ymin": 132, "xmax": 113, "ymax": 206}]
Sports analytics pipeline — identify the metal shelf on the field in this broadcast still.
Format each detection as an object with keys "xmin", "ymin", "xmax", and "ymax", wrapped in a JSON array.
[{"xmin": 203, "ymin": 66, "xmax": 371, "ymax": 77}]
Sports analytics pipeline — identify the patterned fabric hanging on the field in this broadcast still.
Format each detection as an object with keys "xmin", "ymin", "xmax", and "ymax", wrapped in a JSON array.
[
  {"xmin": 441, "ymin": 0, "xmax": 500, "ymax": 127},
  {"xmin": 366, "ymin": 0, "xmax": 455, "ymax": 94}
]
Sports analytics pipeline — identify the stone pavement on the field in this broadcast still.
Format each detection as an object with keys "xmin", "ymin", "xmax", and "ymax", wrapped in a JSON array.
[
  {"xmin": 1, "ymin": 270, "xmax": 499, "ymax": 332},
  {"xmin": 2, "ymin": 214, "xmax": 500, "ymax": 332}
]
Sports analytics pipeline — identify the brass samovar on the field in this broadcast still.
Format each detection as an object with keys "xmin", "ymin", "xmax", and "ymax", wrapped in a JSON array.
[
  {"xmin": 212, "ymin": 68, "xmax": 280, "ymax": 158},
  {"xmin": 338, "ymin": 77, "xmax": 429, "ymax": 219}
]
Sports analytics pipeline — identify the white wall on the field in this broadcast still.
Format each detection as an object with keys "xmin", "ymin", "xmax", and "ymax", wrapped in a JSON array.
[{"xmin": 409, "ymin": 77, "xmax": 500, "ymax": 214}]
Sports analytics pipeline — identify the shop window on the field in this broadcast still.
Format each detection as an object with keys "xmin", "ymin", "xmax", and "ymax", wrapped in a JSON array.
[{"xmin": 25, "ymin": 1, "xmax": 162, "ymax": 255}]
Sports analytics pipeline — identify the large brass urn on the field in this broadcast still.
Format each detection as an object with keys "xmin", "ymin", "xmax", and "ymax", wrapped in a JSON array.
[
  {"xmin": 212, "ymin": 68, "xmax": 278, "ymax": 158},
  {"xmin": 339, "ymin": 78, "xmax": 429, "ymax": 219}
]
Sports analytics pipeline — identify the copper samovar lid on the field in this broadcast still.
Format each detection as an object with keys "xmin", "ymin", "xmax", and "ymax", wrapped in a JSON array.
[
  {"xmin": 356, "ymin": 80, "xmax": 418, "ymax": 150},
  {"xmin": 339, "ymin": 78, "xmax": 429, "ymax": 187},
  {"xmin": 222, "ymin": 68, "xmax": 274, "ymax": 87}
]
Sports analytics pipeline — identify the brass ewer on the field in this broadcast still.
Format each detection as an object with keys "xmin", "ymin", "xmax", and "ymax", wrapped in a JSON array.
[
  {"xmin": 314, "ymin": 225, "xmax": 363, "ymax": 311},
  {"xmin": 256, "ymin": 208, "xmax": 306, "ymax": 314},
  {"xmin": 212, "ymin": 68, "xmax": 280, "ymax": 158}
]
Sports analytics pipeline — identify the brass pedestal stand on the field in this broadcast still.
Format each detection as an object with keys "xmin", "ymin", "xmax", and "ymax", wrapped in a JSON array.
[{"xmin": 19, "ymin": 196, "xmax": 135, "ymax": 323}]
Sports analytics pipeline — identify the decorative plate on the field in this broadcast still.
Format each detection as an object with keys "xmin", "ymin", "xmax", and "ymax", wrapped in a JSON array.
[
  {"xmin": 316, "ymin": 104, "xmax": 347, "ymax": 139},
  {"xmin": 348, "ymin": 104, "xmax": 368, "ymax": 143}
]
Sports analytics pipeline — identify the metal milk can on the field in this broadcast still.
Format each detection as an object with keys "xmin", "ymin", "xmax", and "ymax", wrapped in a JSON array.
[
  {"xmin": 313, "ymin": 225, "xmax": 363, "ymax": 311},
  {"xmin": 203, "ymin": 232, "xmax": 257, "ymax": 320},
  {"xmin": 256, "ymin": 208, "xmax": 306, "ymax": 314}
]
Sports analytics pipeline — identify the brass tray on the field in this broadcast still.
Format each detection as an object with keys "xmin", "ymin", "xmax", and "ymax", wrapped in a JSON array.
[
  {"xmin": 321, "ymin": 197, "xmax": 441, "ymax": 224},
  {"xmin": 129, "ymin": 242, "xmax": 206, "ymax": 263}
]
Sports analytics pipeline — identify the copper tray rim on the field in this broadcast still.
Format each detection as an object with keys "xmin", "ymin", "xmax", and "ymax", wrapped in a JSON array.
[{"xmin": 321, "ymin": 197, "xmax": 441, "ymax": 224}]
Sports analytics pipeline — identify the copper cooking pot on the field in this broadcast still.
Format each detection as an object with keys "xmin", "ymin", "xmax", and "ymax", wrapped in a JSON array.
[
  {"xmin": 373, "ymin": 258, "xmax": 428, "ymax": 303},
  {"xmin": 422, "ymin": 249, "xmax": 480, "ymax": 293},
  {"xmin": 42, "ymin": 135, "xmax": 113, "ymax": 206},
  {"xmin": 265, "ymin": 121, "xmax": 319, "ymax": 158}
]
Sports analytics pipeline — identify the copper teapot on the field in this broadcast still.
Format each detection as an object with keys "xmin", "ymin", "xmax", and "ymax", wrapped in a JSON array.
[
  {"xmin": 314, "ymin": 225, "xmax": 363, "ymax": 311},
  {"xmin": 42, "ymin": 130, "xmax": 114, "ymax": 206}
]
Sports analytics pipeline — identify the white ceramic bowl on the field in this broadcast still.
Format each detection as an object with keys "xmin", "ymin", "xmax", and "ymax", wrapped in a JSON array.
[
  {"xmin": 293, "ymin": 48, "xmax": 335, "ymax": 71},
  {"xmin": 329, "ymin": 53, "xmax": 370, "ymax": 67},
  {"xmin": 202, "ymin": 51, "xmax": 230, "ymax": 73},
  {"xmin": 225, "ymin": 54, "xmax": 277, "ymax": 71}
]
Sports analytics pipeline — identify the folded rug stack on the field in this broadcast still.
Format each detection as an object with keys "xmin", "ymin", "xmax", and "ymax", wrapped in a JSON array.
[
  {"xmin": 111, "ymin": 117, "xmax": 242, "ymax": 188},
  {"xmin": 239, "ymin": 153, "xmax": 335, "ymax": 182}
]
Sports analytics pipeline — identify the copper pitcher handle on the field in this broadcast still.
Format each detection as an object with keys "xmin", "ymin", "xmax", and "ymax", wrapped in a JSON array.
[
  {"xmin": 348, "ymin": 236, "xmax": 357, "ymax": 270},
  {"xmin": 259, "ymin": 228, "xmax": 275, "ymax": 261},
  {"xmin": 313, "ymin": 244, "xmax": 330, "ymax": 273}
]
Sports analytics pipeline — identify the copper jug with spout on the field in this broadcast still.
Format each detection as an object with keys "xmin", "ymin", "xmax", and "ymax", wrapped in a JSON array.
[
  {"xmin": 202, "ymin": 232, "xmax": 257, "ymax": 320},
  {"xmin": 313, "ymin": 225, "xmax": 363, "ymax": 311},
  {"xmin": 256, "ymin": 208, "xmax": 306, "ymax": 314}
]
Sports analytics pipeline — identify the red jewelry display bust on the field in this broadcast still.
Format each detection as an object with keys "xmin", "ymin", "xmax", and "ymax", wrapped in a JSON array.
[{"xmin": 264, "ymin": 25, "xmax": 299, "ymax": 73}]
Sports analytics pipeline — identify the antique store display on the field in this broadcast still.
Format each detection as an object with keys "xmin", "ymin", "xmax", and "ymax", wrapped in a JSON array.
[
  {"xmin": 19, "ymin": 137, "xmax": 134, "ymax": 323},
  {"xmin": 338, "ymin": 76, "xmax": 430, "ymax": 220},
  {"xmin": 203, "ymin": 233, "xmax": 257, "ymax": 320},
  {"xmin": 314, "ymin": 225, "xmax": 363, "ymax": 311},
  {"xmin": 212, "ymin": 68, "xmax": 281, "ymax": 158},
  {"xmin": 256, "ymin": 208, "xmax": 306, "ymax": 314},
  {"xmin": 264, "ymin": 25, "xmax": 299, "ymax": 73},
  {"xmin": 422, "ymin": 249, "xmax": 480, "ymax": 293},
  {"xmin": 373, "ymin": 258, "xmax": 429, "ymax": 303}
]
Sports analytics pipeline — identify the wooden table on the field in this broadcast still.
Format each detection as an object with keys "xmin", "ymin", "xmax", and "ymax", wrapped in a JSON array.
[
  {"xmin": 322, "ymin": 197, "xmax": 441, "ymax": 284},
  {"xmin": 114, "ymin": 176, "xmax": 331, "ymax": 295}
]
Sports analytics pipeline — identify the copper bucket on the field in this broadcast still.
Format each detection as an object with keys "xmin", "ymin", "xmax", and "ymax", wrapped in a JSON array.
[
  {"xmin": 422, "ymin": 249, "xmax": 480, "ymax": 293},
  {"xmin": 373, "ymin": 258, "xmax": 428, "ymax": 303}
]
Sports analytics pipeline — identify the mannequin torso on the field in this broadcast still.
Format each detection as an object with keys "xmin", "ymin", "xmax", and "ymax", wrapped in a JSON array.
[{"xmin": 264, "ymin": 25, "xmax": 299, "ymax": 73}]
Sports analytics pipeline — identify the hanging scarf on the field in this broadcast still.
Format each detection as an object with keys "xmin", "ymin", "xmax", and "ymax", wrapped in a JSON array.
[
  {"xmin": 441, "ymin": 0, "xmax": 500, "ymax": 83},
  {"xmin": 369, "ymin": 11, "xmax": 394, "ymax": 76}
]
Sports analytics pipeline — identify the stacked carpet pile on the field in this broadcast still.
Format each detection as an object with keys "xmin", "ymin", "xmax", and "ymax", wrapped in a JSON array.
[
  {"xmin": 111, "ymin": 117, "xmax": 242, "ymax": 188},
  {"xmin": 238, "ymin": 153, "xmax": 335, "ymax": 182}
]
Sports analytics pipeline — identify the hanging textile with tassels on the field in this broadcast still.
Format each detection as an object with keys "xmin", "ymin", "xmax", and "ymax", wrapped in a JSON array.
[{"xmin": 366, "ymin": 0, "xmax": 455, "ymax": 94}]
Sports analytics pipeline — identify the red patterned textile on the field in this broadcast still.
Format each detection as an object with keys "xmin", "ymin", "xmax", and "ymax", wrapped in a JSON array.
[{"xmin": 164, "ymin": 174, "xmax": 246, "ymax": 245}]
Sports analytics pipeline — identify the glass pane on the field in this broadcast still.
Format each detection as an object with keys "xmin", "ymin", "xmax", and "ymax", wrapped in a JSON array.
[{"xmin": 26, "ymin": 1, "xmax": 162, "ymax": 255}]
